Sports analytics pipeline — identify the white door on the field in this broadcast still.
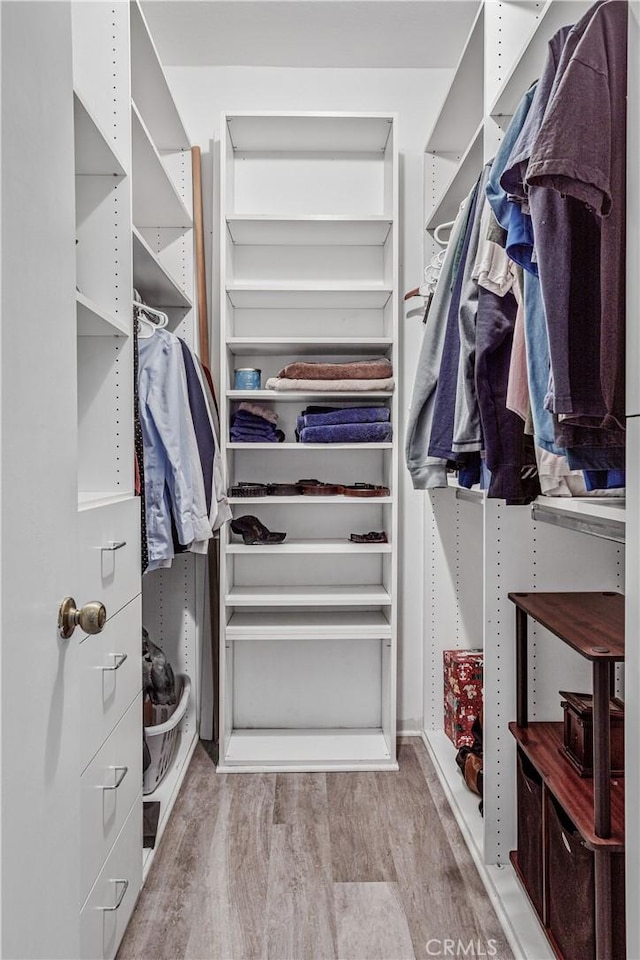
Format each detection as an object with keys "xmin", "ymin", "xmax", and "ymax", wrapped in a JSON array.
[
  {"xmin": 1, "ymin": 4, "xmax": 141, "ymax": 958},
  {"xmin": 1, "ymin": 3, "xmax": 81, "ymax": 957}
]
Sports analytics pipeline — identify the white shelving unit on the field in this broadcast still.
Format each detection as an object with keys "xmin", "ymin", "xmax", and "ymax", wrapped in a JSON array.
[
  {"xmin": 219, "ymin": 112, "xmax": 398, "ymax": 772},
  {"xmin": 128, "ymin": 0, "xmax": 202, "ymax": 889},
  {"xmin": 420, "ymin": 4, "xmax": 632, "ymax": 959}
]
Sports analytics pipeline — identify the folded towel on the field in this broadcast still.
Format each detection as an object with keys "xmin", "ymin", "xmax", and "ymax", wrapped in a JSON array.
[
  {"xmin": 299, "ymin": 422, "xmax": 393, "ymax": 444},
  {"xmin": 231, "ymin": 429, "xmax": 279, "ymax": 441},
  {"xmin": 230, "ymin": 429, "xmax": 281, "ymax": 443},
  {"xmin": 277, "ymin": 358, "xmax": 392, "ymax": 380},
  {"xmin": 299, "ymin": 406, "xmax": 390, "ymax": 428},
  {"xmin": 266, "ymin": 377, "xmax": 395, "ymax": 392},
  {"xmin": 238, "ymin": 401, "xmax": 278, "ymax": 425},
  {"xmin": 232, "ymin": 410, "xmax": 274, "ymax": 425}
]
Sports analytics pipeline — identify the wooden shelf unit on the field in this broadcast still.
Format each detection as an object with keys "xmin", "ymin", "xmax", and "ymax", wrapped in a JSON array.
[{"xmin": 509, "ymin": 591, "xmax": 626, "ymax": 959}]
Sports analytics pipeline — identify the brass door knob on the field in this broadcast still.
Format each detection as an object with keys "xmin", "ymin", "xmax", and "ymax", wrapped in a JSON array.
[{"xmin": 58, "ymin": 597, "xmax": 107, "ymax": 639}]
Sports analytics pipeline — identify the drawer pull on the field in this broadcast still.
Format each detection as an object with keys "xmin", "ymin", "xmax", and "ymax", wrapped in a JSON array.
[
  {"xmin": 102, "ymin": 653, "xmax": 128, "ymax": 672},
  {"xmin": 102, "ymin": 540, "xmax": 127, "ymax": 552},
  {"xmin": 103, "ymin": 879, "xmax": 129, "ymax": 912},
  {"xmin": 102, "ymin": 766, "xmax": 128, "ymax": 791}
]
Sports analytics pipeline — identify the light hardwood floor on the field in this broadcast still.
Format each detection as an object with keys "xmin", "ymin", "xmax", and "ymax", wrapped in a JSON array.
[{"xmin": 118, "ymin": 739, "xmax": 514, "ymax": 960}]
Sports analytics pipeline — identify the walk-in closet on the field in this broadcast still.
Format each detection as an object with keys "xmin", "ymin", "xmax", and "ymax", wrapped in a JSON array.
[{"xmin": 0, "ymin": 1, "xmax": 638, "ymax": 959}]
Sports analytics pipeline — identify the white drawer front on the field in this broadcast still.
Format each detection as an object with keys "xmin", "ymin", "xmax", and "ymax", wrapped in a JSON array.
[
  {"xmin": 80, "ymin": 793, "xmax": 142, "ymax": 960},
  {"xmin": 81, "ymin": 693, "xmax": 142, "ymax": 902},
  {"xmin": 77, "ymin": 497, "xmax": 141, "ymax": 623},
  {"xmin": 80, "ymin": 595, "xmax": 142, "ymax": 771}
]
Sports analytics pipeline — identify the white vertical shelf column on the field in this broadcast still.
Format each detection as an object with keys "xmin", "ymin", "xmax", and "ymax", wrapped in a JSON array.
[
  {"xmin": 128, "ymin": 0, "xmax": 201, "ymax": 878},
  {"xmin": 219, "ymin": 113, "xmax": 398, "ymax": 772}
]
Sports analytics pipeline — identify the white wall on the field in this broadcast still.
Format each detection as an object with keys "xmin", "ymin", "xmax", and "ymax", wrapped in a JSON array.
[{"xmin": 165, "ymin": 65, "xmax": 452, "ymax": 730}]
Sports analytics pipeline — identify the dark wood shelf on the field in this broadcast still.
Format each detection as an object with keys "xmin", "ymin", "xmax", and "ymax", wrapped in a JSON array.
[
  {"xmin": 509, "ymin": 722, "xmax": 625, "ymax": 852},
  {"xmin": 508, "ymin": 592, "xmax": 624, "ymax": 661}
]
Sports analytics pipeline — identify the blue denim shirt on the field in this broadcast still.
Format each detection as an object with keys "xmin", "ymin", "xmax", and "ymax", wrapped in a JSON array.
[{"xmin": 138, "ymin": 328, "xmax": 213, "ymax": 567}]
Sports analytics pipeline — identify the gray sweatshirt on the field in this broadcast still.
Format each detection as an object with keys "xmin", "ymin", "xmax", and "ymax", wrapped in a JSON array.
[{"xmin": 405, "ymin": 188, "xmax": 473, "ymax": 489}]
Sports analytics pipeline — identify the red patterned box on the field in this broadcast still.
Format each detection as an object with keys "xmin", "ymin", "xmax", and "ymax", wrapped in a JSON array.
[{"xmin": 443, "ymin": 649, "xmax": 483, "ymax": 748}]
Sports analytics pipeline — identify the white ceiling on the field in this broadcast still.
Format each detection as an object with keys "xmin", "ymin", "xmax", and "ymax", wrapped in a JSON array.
[{"xmin": 142, "ymin": 0, "xmax": 480, "ymax": 69}]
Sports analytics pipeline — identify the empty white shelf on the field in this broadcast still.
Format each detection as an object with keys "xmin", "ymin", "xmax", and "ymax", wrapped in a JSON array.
[
  {"xmin": 226, "ymin": 113, "xmax": 394, "ymax": 154},
  {"xmin": 132, "ymin": 227, "xmax": 192, "ymax": 308},
  {"xmin": 490, "ymin": 1, "xmax": 594, "ymax": 118},
  {"xmin": 227, "ymin": 442, "xmax": 392, "ymax": 450},
  {"xmin": 132, "ymin": 102, "xmax": 192, "ymax": 229},
  {"xmin": 226, "ymin": 285, "xmax": 393, "ymax": 309},
  {"xmin": 227, "ymin": 336, "xmax": 393, "ymax": 356},
  {"xmin": 227, "ymin": 538, "xmax": 392, "ymax": 555},
  {"xmin": 425, "ymin": 6, "xmax": 484, "ymax": 153},
  {"xmin": 77, "ymin": 492, "xmax": 136, "ymax": 512},
  {"xmin": 227, "ymin": 390, "xmax": 392, "ymax": 402},
  {"xmin": 228, "ymin": 495, "xmax": 392, "ymax": 505},
  {"xmin": 226, "ymin": 216, "xmax": 393, "ymax": 246},
  {"xmin": 76, "ymin": 291, "xmax": 129, "ymax": 337},
  {"xmin": 74, "ymin": 91, "xmax": 127, "ymax": 177},
  {"xmin": 219, "ymin": 729, "xmax": 396, "ymax": 772},
  {"xmin": 130, "ymin": 1, "xmax": 190, "ymax": 150},
  {"xmin": 226, "ymin": 584, "xmax": 392, "ymax": 606},
  {"xmin": 426, "ymin": 121, "xmax": 484, "ymax": 231},
  {"xmin": 227, "ymin": 609, "xmax": 392, "ymax": 639}
]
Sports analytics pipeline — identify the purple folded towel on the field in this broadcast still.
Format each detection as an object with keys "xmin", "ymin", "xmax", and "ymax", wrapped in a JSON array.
[
  {"xmin": 300, "ymin": 406, "xmax": 390, "ymax": 428},
  {"xmin": 299, "ymin": 422, "xmax": 392, "ymax": 444},
  {"xmin": 232, "ymin": 410, "xmax": 275, "ymax": 426},
  {"xmin": 231, "ymin": 421, "xmax": 278, "ymax": 435},
  {"xmin": 230, "ymin": 429, "xmax": 280, "ymax": 443}
]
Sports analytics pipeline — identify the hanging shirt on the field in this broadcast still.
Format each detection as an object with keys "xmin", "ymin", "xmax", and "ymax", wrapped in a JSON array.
[
  {"xmin": 191, "ymin": 350, "xmax": 232, "ymax": 533},
  {"xmin": 450, "ymin": 168, "xmax": 504, "ymax": 456},
  {"xmin": 138, "ymin": 328, "xmax": 213, "ymax": 570},
  {"xmin": 405, "ymin": 191, "xmax": 473, "ymax": 488},
  {"xmin": 488, "ymin": 63, "xmax": 567, "ymax": 455},
  {"xmin": 526, "ymin": 0, "xmax": 627, "ymax": 431},
  {"xmin": 428, "ymin": 173, "xmax": 484, "ymax": 461},
  {"xmin": 474, "ymin": 285, "xmax": 523, "ymax": 502}
]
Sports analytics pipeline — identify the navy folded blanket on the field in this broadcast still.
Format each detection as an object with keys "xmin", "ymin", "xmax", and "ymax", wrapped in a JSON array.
[
  {"xmin": 297, "ymin": 406, "xmax": 390, "ymax": 429},
  {"xmin": 299, "ymin": 422, "xmax": 392, "ymax": 444}
]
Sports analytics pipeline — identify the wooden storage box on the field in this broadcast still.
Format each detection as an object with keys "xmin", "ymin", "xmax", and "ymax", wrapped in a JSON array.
[{"xmin": 560, "ymin": 691, "xmax": 624, "ymax": 778}]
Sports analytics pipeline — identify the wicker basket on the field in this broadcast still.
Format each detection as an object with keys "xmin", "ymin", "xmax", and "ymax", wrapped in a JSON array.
[{"xmin": 143, "ymin": 674, "xmax": 191, "ymax": 795}]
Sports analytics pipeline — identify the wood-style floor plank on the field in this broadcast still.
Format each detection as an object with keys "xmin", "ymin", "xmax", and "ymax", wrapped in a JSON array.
[
  {"xmin": 335, "ymin": 882, "xmax": 416, "ymax": 960},
  {"xmin": 118, "ymin": 739, "xmax": 514, "ymax": 960},
  {"xmin": 264, "ymin": 773, "xmax": 337, "ymax": 960},
  {"xmin": 375, "ymin": 742, "xmax": 514, "ymax": 960},
  {"xmin": 117, "ymin": 746, "xmax": 222, "ymax": 960},
  {"xmin": 410, "ymin": 737, "xmax": 514, "ymax": 953},
  {"xmin": 326, "ymin": 772, "xmax": 397, "ymax": 882}
]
